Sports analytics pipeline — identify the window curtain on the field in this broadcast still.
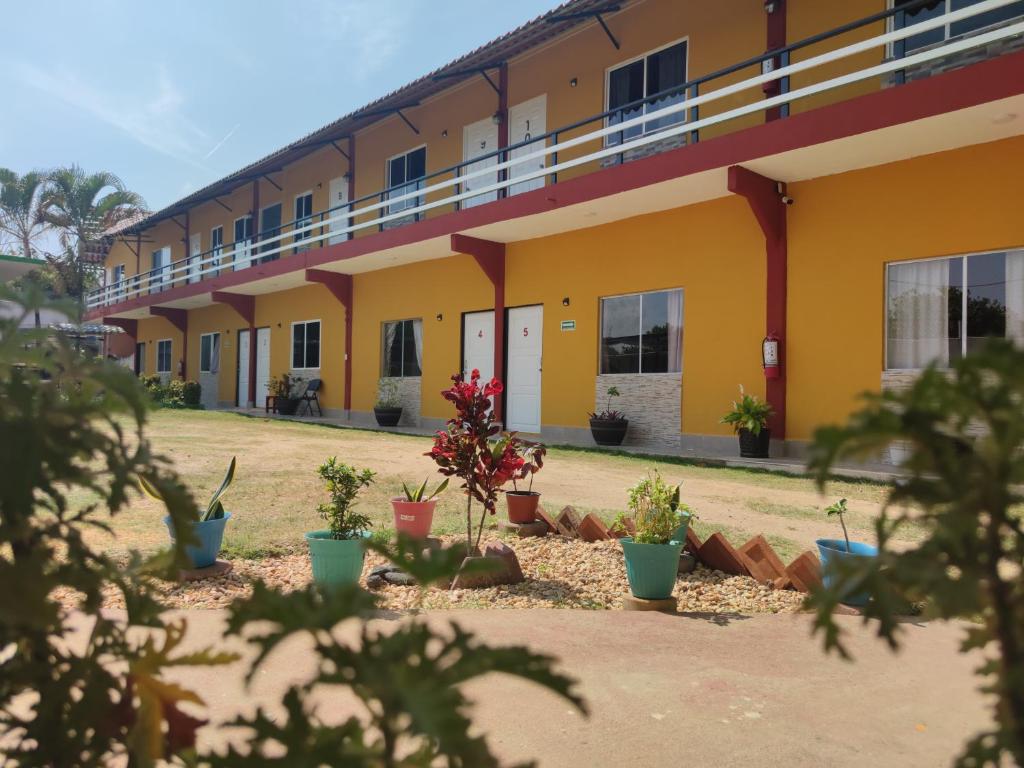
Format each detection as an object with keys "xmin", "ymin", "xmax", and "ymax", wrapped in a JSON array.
[
  {"xmin": 210, "ymin": 335, "xmax": 221, "ymax": 375},
  {"xmin": 887, "ymin": 260, "xmax": 950, "ymax": 368},
  {"xmin": 383, "ymin": 322, "xmax": 398, "ymax": 375},
  {"xmin": 412, "ymin": 319, "xmax": 424, "ymax": 372},
  {"xmin": 666, "ymin": 290, "xmax": 684, "ymax": 372},
  {"xmin": 1006, "ymin": 249, "xmax": 1024, "ymax": 346}
]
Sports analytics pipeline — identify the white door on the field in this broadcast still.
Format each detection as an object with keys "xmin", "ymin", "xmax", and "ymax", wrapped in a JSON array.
[
  {"xmin": 506, "ymin": 305, "xmax": 543, "ymax": 432},
  {"xmin": 188, "ymin": 233, "xmax": 201, "ymax": 283},
  {"xmin": 328, "ymin": 177, "xmax": 350, "ymax": 245},
  {"xmin": 237, "ymin": 329, "xmax": 250, "ymax": 407},
  {"xmin": 508, "ymin": 95, "xmax": 547, "ymax": 196},
  {"xmin": 462, "ymin": 116, "xmax": 499, "ymax": 208},
  {"xmin": 255, "ymin": 327, "xmax": 271, "ymax": 408},
  {"xmin": 463, "ymin": 311, "xmax": 495, "ymax": 383}
]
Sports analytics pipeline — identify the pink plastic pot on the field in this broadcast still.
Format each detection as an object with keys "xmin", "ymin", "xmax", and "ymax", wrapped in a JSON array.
[{"xmin": 391, "ymin": 497, "xmax": 437, "ymax": 539}]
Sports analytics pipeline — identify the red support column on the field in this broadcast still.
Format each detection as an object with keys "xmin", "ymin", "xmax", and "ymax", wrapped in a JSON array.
[
  {"xmin": 211, "ymin": 291, "xmax": 257, "ymax": 407},
  {"xmin": 149, "ymin": 306, "xmax": 189, "ymax": 380},
  {"xmin": 727, "ymin": 165, "xmax": 787, "ymax": 442},
  {"xmin": 765, "ymin": 0, "xmax": 787, "ymax": 122},
  {"xmin": 305, "ymin": 269, "xmax": 354, "ymax": 415},
  {"xmin": 451, "ymin": 233, "xmax": 506, "ymax": 421}
]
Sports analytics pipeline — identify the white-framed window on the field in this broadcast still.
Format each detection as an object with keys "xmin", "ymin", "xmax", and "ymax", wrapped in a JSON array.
[
  {"xmin": 891, "ymin": 0, "xmax": 1024, "ymax": 53},
  {"xmin": 199, "ymin": 332, "xmax": 221, "ymax": 374},
  {"xmin": 211, "ymin": 226, "xmax": 224, "ymax": 273},
  {"xmin": 885, "ymin": 249, "xmax": 1024, "ymax": 370},
  {"xmin": 605, "ymin": 39, "xmax": 688, "ymax": 147},
  {"xmin": 294, "ymin": 191, "xmax": 314, "ymax": 252},
  {"xmin": 600, "ymin": 289, "xmax": 684, "ymax": 374},
  {"xmin": 291, "ymin": 320, "xmax": 321, "ymax": 369},
  {"xmin": 385, "ymin": 146, "xmax": 426, "ymax": 215},
  {"xmin": 156, "ymin": 339, "xmax": 173, "ymax": 373},
  {"xmin": 382, "ymin": 319, "xmax": 422, "ymax": 377}
]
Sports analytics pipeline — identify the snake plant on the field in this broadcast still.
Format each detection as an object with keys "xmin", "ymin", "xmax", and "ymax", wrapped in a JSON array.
[
  {"xmin": 401, "ymin": 477, "xmax": 449, "ymax": 502},
  {"xmin": 140, "ymin": 456, "xmax": 236, "ymax": 521}
]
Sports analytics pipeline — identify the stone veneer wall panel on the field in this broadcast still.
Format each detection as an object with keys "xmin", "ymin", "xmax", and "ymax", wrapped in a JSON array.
[
  {"xmin": 595, "ymin": 373, "xmax": 681, "ymax": 449},
  {"xmin": 381, "ymin": 376, "xmax": 422, "ymax": 427}
]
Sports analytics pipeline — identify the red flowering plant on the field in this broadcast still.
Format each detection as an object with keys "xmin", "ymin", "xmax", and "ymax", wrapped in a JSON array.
[{"xmin": 427, "ymin": 369, "xmax": 526, "ymax": 554}]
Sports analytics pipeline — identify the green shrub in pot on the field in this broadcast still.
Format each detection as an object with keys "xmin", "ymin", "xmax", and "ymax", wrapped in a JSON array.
[
  {"xmin": 616, "ymin": 471, "xmax": 692, "ymax": 600},
  {"xmin": 305, "ymin": 458, "xmax": 376, "ymax": 585},
  {"xmin": 720, "ymin": 385, "xmax": 774, "ymax": 458}
]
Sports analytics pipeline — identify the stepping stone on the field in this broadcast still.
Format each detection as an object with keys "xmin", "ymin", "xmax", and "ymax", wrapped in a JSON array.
[
  {"xmin": 622, "ymin": 594, "xmax": 677, "ymax": 613},
  {"xmin": 499, "ymin": 520, "xmax": 549, "ymax": 538},
  {"xmin": 450, "ymin": 541, "xmax": 524, "ymax": 589},
  {"xmin": 179, "ymin": 560, "xmax": 233, "ymax": 582}
]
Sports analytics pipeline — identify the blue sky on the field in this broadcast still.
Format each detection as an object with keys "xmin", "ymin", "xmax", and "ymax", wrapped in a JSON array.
[{"xmin": 1, "ymin": 0, "xmax": 556, "ymax": 212}]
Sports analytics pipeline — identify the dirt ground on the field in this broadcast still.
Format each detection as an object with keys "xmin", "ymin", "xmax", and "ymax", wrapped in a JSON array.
[{"xmin": 78, "ymin": 410, "xmax": 911, "ymax": 563}]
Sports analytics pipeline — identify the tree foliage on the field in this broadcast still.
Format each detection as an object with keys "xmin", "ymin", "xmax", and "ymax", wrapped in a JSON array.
[
  {"xmin": 807, "ymin": 339, "xmax": 1024, "ymax": 767},
  {"xmin": 0, "ymin": 290, "xmax": 585, "ymax": 767},
  {"xmin": 0, "ymin": 167, "xmax": 51, "ymax": 259}
]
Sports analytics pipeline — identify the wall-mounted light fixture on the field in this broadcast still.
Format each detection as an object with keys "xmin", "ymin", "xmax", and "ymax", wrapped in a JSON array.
[
  {"xmin": 441, "ymin": 129, "xmax": 448, "ymax": 138},
  {"xmin": 569, "ymin": 77, "xmax": 578, "ymax": 88},
  {"xmin": 491, "ymin": 112, "xmax": 503, "ymax": 125},
  {"xmin": 277, "ymin": 322, "xmax": 282, "ymax": 328},
  {"xmin": 764, "ymin": 1, "xmax": 776, "ymax": 12},
  {"xmin": 562, "ymin": 297, "xmax": 570, "ymax": 307},
  {"xmin": 342, "ymin": 171, "xmax": 352, "ymax": 182},
  {"xmin": 436, "ymin": 313, "xmax": 443, "ymax": 322}
]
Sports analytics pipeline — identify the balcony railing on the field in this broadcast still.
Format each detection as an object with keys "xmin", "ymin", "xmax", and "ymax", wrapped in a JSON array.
[{"xmin": 88, "ymin": 0, "xmax": 1024, "ymax": 311}]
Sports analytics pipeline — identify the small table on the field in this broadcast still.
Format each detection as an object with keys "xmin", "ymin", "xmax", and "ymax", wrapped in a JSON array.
[{"xmin": 265, "ymin": 395, "xmax": 279, "ymax": 414}]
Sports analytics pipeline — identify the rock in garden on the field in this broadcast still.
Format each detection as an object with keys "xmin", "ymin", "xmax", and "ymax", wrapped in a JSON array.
[
  {"xmin": 178, "ymin": 560, "xmax": 233, "ymax": 582},
  {"xmin": 366, "ymin": 574, "xmax": 386, "ymax": 590},
  {"xmin": 536, "ymin": 505, "xmax": 560, "ymax": 533},
  {"xmin": 369, "ymin": 564, "xmax": 397, "ymax": 577},
  {"xmin": 483, "ymin": 540, "xmax": 525, "ymax": 584},
  {"xmin": 383, "ymin": 570, "xmax": 417, "ymax": 586},
  {"xmin": 499, "ymin": 520, "xmax": 549, "ymax": 538}
]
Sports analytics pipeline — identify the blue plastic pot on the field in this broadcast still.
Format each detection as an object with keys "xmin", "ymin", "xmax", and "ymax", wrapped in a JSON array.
[
  {"xmin": 816, "ymin": 538, "xmax": 878, "ymax": 607},
  {"xmin": 305, "ymin": 530, "xmax": 370, "ymax": 586},
  {"xmin": 164, "ymin": 512, "xmax": 231, "ymax": 569},
  {"xmin": 621, "ymin": 537, "xmax": 684, "ymax": 600},
  {"xmin": 672, "ymin": 512, "xmax": 694, "ymax": 548}
]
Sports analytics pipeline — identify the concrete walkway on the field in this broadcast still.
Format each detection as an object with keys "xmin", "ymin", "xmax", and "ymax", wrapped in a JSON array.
[{"xmin": 154, "ymin": 609, "xmax": 984, "ymax": 766}]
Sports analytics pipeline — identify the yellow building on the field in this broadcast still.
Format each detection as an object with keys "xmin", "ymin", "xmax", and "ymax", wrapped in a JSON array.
[{"xmin": 89, "ymin": 0, "xmax": 1024, "ymax": 459}]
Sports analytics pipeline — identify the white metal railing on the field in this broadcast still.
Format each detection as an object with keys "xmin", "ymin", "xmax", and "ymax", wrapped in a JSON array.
[{"xmin": 88, "ymin": 0, "xmax": 1023, "ymax": 311}]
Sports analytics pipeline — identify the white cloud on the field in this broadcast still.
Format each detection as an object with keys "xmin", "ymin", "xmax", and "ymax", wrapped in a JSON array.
[
  {"xmin": 16, "ymin": 62, "xmax": 212, "ymax": 170},
  {"xmin": 305, "ymin": 0, "xmax": 415, "ymax": 81}
]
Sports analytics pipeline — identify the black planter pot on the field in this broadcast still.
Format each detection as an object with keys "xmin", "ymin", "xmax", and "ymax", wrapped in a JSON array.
[
  {"xmin": 374, "ymin": 406, "xmax": 403, "ymax": 427},
  {"xmin": 277, "ymin": 397, "xmax": 300, "ymax": 416},
  {"xmin": 590, "ymin": 417, "xmax": 628, "ymax": 446},
  {"xmin": 738, "ymin": 427, "xmax": 771, "ymax": 459}
]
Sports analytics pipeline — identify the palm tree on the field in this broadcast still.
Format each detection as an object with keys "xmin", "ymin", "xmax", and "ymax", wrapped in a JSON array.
[
  {"xmin": 0, "ymin": 168, "xmax": 50, "ymax": 259},
  {"xmin": 41, "ymin": 165, "xmax": 146, "ymax": 253},
  {"xmin": 40, "ymin": 166, "xmax": 146, "ymax": 301}
]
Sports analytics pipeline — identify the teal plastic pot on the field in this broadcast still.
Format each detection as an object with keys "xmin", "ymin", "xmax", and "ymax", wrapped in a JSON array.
[
  {"xmin": 305, "ymin": 530, "xmax": 370, "ymax": 586},
  {"xmin": 164, "ymin": 512, "xmax": 231, "ymax": 569},
  {"xmin": 672, "ymin": 512, "xmax": 693, "ymax": 548},
  {"xmin": 816, "ymin": 538, "xmax": 878, "ymax": 607},
  {"xmin": 621, "ymin": 537, "xmax": 684, "ymax": 600}
]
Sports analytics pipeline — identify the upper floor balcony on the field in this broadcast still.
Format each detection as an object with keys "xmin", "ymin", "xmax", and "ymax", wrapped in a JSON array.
[{"xmin": 88, "ymin": 0, "xmax": 1024, "ymax": 317}]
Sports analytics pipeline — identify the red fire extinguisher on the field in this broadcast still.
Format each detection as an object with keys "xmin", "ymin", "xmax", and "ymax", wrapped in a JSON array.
[{"xmin": 762, "ymin": 333, "xmax": 780, "ymax": 379}]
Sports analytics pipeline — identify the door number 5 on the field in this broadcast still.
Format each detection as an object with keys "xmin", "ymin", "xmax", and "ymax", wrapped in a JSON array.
[{"xmin": 522, "ymin": 327, "xmax": 529, "ymax": 337}]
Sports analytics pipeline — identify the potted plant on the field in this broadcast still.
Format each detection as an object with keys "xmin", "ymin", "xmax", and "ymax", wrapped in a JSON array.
[
  {"xmin": 374, "ymin": 378, "xmax": 403, "ymax": 427},
  {"xmin": 269, "ymin": 372, "xmax": 304, "ymax": 416},
  {"xmin": 428, "ymin": 369, "xmax": 525, "ymax": 562},
  {"xmin": 144, "ymin": 456, "xmax": 236, "ymax": 569},
  {"xmin": 304, "ymin": 458, "xmax": 376, "ymax": 586},
  {"xmin": 616, "ymin": 471, "xmax": 691, "ymax": 600},
  {"xmin": 589, "ymin": 386, "xmax": 628, "ymax": 446},
  {"xmin": 815, "ymin": 498, "xmax": 878, "ymax": 606},
  {"xmin": 392, "ymin": 477, "xmax": 449, "ymax": 539},
  {"xmin": 720, "ymin": 385, "xmax": 773, "ymax": 458},
  {"xmin": 506, "ymin": 440, "xmax": 546, "ymax": 523}
]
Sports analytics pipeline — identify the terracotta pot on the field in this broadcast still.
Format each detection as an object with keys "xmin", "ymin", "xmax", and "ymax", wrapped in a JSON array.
[
  {"xmin": 506, "ymin": 491, "xmax": 540, "ymax": 523},
  {"xmin": 391, "ymin": 497, "xmax": 437, "ymax": 539}
]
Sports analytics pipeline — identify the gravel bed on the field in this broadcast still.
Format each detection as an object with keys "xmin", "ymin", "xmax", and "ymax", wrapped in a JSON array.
[{"xmin": 53, "ymin": 534, "xmax": 806, "ymax": 614}]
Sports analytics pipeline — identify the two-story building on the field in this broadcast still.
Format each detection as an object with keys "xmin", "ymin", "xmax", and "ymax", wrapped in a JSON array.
[{"xmin": 89, "ymin": 0, "xmax": 1024, "ymax": 457}]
